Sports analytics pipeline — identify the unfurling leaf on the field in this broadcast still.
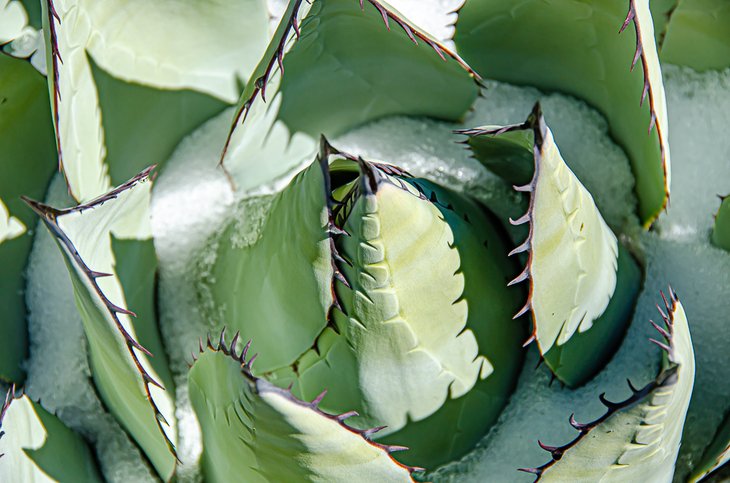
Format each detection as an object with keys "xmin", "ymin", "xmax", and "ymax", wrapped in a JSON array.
[
  {"xmin": 522, "ymin": 289, "xmax": 695, "ymax": 482},
  {"xmin": 461, "ymin": 104, "xmax": 640, "ymax": 386},
  {"xmin": 0, "ymin": 387, "xmax": 103, "ymax": 482},
  {"xmin": 188, "ymin": 330, "xmax": 416, "ymax": 483},
  {"xmin": 23, "ymin": 169, "xmax": 177, "ymax": 480},
  {"xmin": 208, "ymin": 138, "xmax": 524, "ymax": 468}
]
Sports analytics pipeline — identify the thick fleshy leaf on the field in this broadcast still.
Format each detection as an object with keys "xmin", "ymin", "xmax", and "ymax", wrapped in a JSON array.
[
  {"xmin": 660, "ymin": 0, "xmax": 730, "ymax": 72},
  {"xmin": 41, "ymin": 0, "xmax": 234, "ymax": 202},
  {"xmin": 461, "ymin": 105, "xmax": 640, "ymax": 386},
  {"xmin": 188, "ymin": 331, "xmax": 416, "ymax": 482},
  {"xmin": 209, "ymin": 157, "xmax": 334, "ymax": 372},
  {"xmin": 0, "ymin": 0, "xmax": 27, "ymax": 43},
  {"xmin": 455, "ymin": 0, "xmax": 670, "ymax": 226},
  {"xmin": 78, "ymin": 0, "xmax": 269, "ymax": 102},
  {"xmin": 0, "ymin": 53, "xmax": 57, "ymax": 383},
  {"xmin": 221, "ymin": 0, "xmax": 479, "ymax": 192},
  {"xmin": 711, "ymin": 195, "xmax": 730, "ymax": 252},
  {"xmin": 523, "ymin": 289, "xmax": 695, "ymax": 481},
  {"xmin": 261, "ymin": 142, "xmax": 524, "ymax": 468},
  {"xmin": 23, "ymin": 170, "xmax": 177, "ymax": 480},
  {"xmin": 0, "ymin": 387, "xmax": 103, "ymax": 482}
]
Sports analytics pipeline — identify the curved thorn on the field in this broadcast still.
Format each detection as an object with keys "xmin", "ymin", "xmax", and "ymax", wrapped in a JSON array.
[
  {"xmin": 514, "ymin": 302, "xmax": 531, "ymax": 320},
  {"xmin": 509, "ymin": 213, "xmax": 530, "ymax": 226}
]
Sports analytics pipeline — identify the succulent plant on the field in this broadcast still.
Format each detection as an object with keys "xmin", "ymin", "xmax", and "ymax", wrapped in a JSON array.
[{"xmin": 1, "ymin": 0, "xmax": 729, "ymax": 482}]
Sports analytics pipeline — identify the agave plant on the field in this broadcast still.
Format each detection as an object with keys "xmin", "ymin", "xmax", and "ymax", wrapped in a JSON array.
[{"xmin": 1, "ymin": 0, "xmax": 729, "ymax": 481}]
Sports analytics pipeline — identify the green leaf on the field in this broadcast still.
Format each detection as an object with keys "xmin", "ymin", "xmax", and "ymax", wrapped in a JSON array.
[
  {"xmin": 188, "ymin": 331, "xmax": 416, "ymax": 482},
  {"xmin": 112, "ymin": 236, "xmax": 174, "ymax": 392},
  {"xmin": 208, "ymin": 157, "xmax": 334, "ymax": 373},
  {"xmin": 0, "ymin": 0, "xmax": 27, "ymax": 43},
  {"xmin": 0, "ymin": 54, "xmax": 57, "ymax": 383},
  {"xmin": 689, "ymin": 410, "xmax": 730, "ymax": 482},
  {"xmin": 462, "ymin": 104, "xmax": 640, "ymax": 386},
  {"xmin": 0, "ymin": 387, "xmax": 103, "ymax": 482},
  {"xmin": 89, "ymin": 59, "xmax": 226, "ymax": 186},
  {"xmin": 711, "ymin": 195, "xmax": 730, "ymax": 252},
  {"xmin": 455, "ymin": 0, "xmax": 670, "ymax": 226},
  {"xmin": 221, "ymin": 0, "xmax": 479, "ymax": 192},
  {"xmin": 74, "ymin": 0, "xmax": 269, "ymax": 102},
  {"xmin": 260, "ymin": 141, "xmax": 524, "ymax": 468},
  {"xmin": 660, "ymin": 0, "xmax": 730, "ymax": 72},
  {"xmin": 23, "ymin": 170, "xmax": 177, "ymax": 480},
  {"xmin": 41, "ymin": 0, "xmax": 240, "ymax": 202},
  {"xmin": 523, "ymin": 289, "xmax": 695, "ymax": 481}
]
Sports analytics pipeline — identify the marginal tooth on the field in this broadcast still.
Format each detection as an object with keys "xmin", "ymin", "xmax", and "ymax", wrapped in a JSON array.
[
  {"xmin": 598, "ymin": 393, "xmax": 615, "ymax": 408},
  {"xmin": 230, "ymin": 332, "xmax": 240, "ymax": 357},
  {"xmin": 538, "ymin": 440, "xmax": 559, "ymax": 453},
  {"xmin": 509, "ymin": 212, "xmax": 530, "ymax": 226},
  {"xmin": 311, "ymin": 390, "xmax": 327, "ymax": 407},
  {"xmin": 650, "ymin": 320, "xmax": 670, "ymax": 340},
  {"xmin": 362, "ymin": 425, "xmax": 387, "ymax": 439},
  {"xmin": 650, "ymin": 338, "xmax": 671, "ymax": 353},
  {"xmin": 631, "ymin": 43, "xmax": 643, "ymax": 71},
  {"xmin": 508, "ymin": 266, "xmax": 530, "ymax": 286},
  {"xmin": 513, "ymin": 301, "xmax": 531, "ymax": 320},
  {"xmin": 387, "ymin": 445, "xmax": 409, "ymax": 453},
  {"xmin": 206, "ymin": 333, "xmax": 215, "ymax": 350},
  {"xmin": 336, "ymin": 410, "xmax": 359, "ymax": 421},
  {"xmin": 641, "ymin": 80, "xmax": 650, "ymax": 106},
  {"xmin": 241, "ymin": 340, "xmax": 252, "ymax": 362},
  {"xmin": 518, "ymin": 467, "xmax": 541, "ymax": 475},
  {"xmin": 513, "ymin": 183, "xmax": 533, "ymax": 192},
  {"xmin": 626, "ymin": 378, "xmax": 640, "ymax": 393},
  {"xmin": 508, "ymin": 239, "xmax": 530, "ymax": 256},
  {"xmin": 522, "ymin": 332, "xmax": 536, "ymax": 347},
  {"xmin": 89, "ymin": 270, "xmax": 113, "ymax": 278},
  {"xmin": 109, "ymin": 303, "xmax": 136, "ymax": 317},
  {"xmin": 619, "ymin": 6, "xmax": 635, "ymax": 33},
  {"xmin": 218, "ymin": 327, "xmax": 228, "ymax": 351}
]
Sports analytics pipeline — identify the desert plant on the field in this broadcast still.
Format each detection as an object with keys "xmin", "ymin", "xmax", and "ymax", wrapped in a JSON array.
[{"xmin": 1, "ymin": 0, "xmax": 729, "ymax": 482}]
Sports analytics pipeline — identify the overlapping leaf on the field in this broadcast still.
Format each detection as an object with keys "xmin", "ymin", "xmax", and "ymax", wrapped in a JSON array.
[
  {"xmin": 188, "ymin": 330, "xmax": 416, "ymax": 482},
  {"xmin": 456, "ymin": 0, "xmax": 670, "ymax": 226},
  {"xmin": 24, "ymin": 170, "xmax": 177, "ymax": 480},
  {"xmin": 523, "ymin": 289, "xmax": 695, "ymax": 481}
]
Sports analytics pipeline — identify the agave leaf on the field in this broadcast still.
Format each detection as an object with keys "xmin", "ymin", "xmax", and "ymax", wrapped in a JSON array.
[
  {"xmin": 112, "ymin": 236, "xmax": 174, "ymax": 392},
  {"xmin": 40, "ymin": 0, "xmax": 243, "ymax": 202},
  {"xmin": 75, "ymin": 0, "xmax": 269, "ymax": 102},
  {"xmin": 689, "ymin": 412, "xmax": 730, "ymax": 482},
  {"xmin": 455, "ymin": 0, "xmax": 670, "ymax": 226},
  {"xmin": 209, "ymin": 156, "xmax": 334, "ymax": 372},
  {"xmin": 221, "ymin": 0, "xmax": 479, "ymax": 192},
  {"xmin": 23, "ymin": 169, "xmax": 177, "ymax": 480},
  {"xmin": 89, "ymin": 60, "xmax": 225, "ymax": 187},
  {"xmin": 461, "ymin": 104, "xmax": 640, "ymax": 386},
  {"xmin": 0, "ymin": 54, "xmax": 57, "ymax": 383},
  {"xmin": 0, "ymin": 387, "xmax": 103, "ymax": 482},
  {"xmin": 711, "ymin": 195, "xmax": 730, "ymax": 252},
  {"xmin": 188, "ymin": 331, "xmax": 416, "ymax": 482},
  {"xmin": 660, "ymin": 0, "xmax": 730, "ymax": 72},
  {"xmin": 523, "ymin": 289, "xmax": 695, "ymax": 481},
  {"xmin": 259, "ymin": 141, "xmax": 524, "ymax": 468},
  {"xmin": 0, "ymin": 0, "xmax": 27, "ymax": 43}
]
